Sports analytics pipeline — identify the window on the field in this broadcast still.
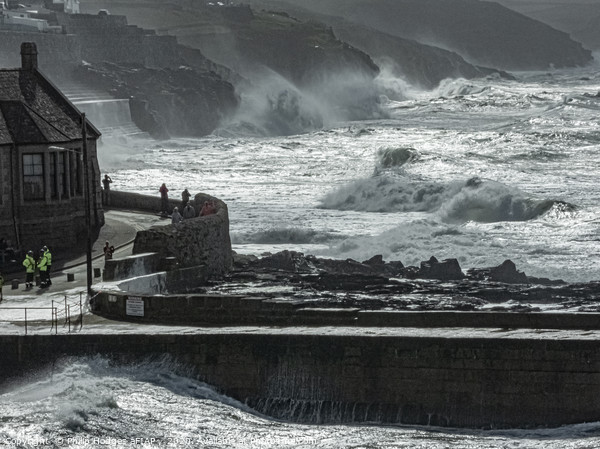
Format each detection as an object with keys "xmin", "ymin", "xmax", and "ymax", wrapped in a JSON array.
[
  {"xmin": 23, "ymin": 154, "xmax": 44, "ymax": 200},
  {"xmin": 50, "ymin": 153, "xmax": 57, "ymax": 198},
  {"xmin": 74, "ymin": 150, "xmax": 83, "ymax": 195},
  {"xmin": 50, "ymin": 151, "xmax": 70, "ymax": 199},
  {"xmin": 59, "ymin": 152, "xmax": 67, "ymax": 197}
]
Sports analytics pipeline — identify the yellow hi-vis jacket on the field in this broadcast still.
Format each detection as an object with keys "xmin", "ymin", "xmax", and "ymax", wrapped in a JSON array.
[
  {"xmin": 44, "ymin": 249, "xmax": 52, "ymax": 266},
  {"xmin": 23, "ymin": 255, "xmax": 36, "ymax": 273},
  {"xmin": 38, "ymin": 255, "xmax": 48, "ymax": 272}
]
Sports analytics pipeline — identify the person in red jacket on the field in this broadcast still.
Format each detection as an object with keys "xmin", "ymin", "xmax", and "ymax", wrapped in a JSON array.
[{"xmin": 159, "ymin": 183, "xmax": 169, "ymax": 216}]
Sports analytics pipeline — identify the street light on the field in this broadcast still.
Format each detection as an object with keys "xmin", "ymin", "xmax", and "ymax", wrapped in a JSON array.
[{"xmin": 82, "ymin": 112, "xmax": 92, "ymax": 294}]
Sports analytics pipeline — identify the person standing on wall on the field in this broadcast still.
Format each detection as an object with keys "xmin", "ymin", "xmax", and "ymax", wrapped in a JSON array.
[
  {"xmin": 102, "ymin": 174, "xmax": 113, "ymax": 206},
  {"xmin": 22, "ymin": 250, "xmax": 36, "ymax": 289},
  {"xmin": 181, "ymin": 188, "xmax": 191, "ymax": 209},
  {"xmin": 159, "ymin": 183, "xmax": 169, "ymax": 217},
  {"xmin": 42, "ymin": 245, "xmax": 52, "ymax": 286}
]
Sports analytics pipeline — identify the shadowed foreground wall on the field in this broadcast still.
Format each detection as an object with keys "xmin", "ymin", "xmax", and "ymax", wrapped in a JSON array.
[{"xmin": 1, "ymin": 333, "xmax": 599, "ymax": 429}]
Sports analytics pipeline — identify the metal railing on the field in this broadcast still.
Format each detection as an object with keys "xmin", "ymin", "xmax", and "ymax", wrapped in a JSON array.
[{"xmin": 0, "ymin": 291, "xmax": 85, "ymax": 334}]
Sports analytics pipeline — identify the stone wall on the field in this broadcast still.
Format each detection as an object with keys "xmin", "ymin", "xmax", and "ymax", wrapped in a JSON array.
[
  {"xmin": 2, "ymin": 332, "xmax": 600, "ymax": 429},
  {"xmin": 132, "ymin": 193, "xmax": 233, "ymax": 276},
  {"xmin": 90, "ymin": 289, "xmax": 600, "ymax": 330},
  {"xmin": 103, "ymin": 190, "xmax": 178, "ymax": 214}
]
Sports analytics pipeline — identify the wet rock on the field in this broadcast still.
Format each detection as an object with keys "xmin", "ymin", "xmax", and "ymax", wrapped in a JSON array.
[
  {"xmin": 309, "ymin": 257, "xmax": 379, "ymax": 276},
  {"xmin": 526, "ymin": 276, "xmax": 566, "ymax": 286},
  {"xmin": 417, "ymin": 256, "xmax": 465, "ymax": 281},
  {"xmin": 490, "ymin": 260, "xmax": 528, "ymax": 284},
  {"xmin": 384, "ymin": 261, "xmax": 405, "ymax": 277},
  {"xmin": 233, "ymin": 252, "xmax": 259, "ymax": 268},
  {"xmin": 312, "ymin": 273, "xmax": 390, "ymax": 291},
  {"xmin": 362, "ymin": 254, "xmax": 384, "ymax": 266},
  {"xmin": 252, "ymin": 250, "xmax": 313, "ymax": 273}
]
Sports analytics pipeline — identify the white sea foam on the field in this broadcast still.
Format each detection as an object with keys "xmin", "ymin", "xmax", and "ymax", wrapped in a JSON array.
[
  {"xmin": 91, "ymin": 67, "xmax": 600, "ymax": 282},
  {"xmin": 2, "ymin": 357, "xmax": 600, "ymax": 448}
]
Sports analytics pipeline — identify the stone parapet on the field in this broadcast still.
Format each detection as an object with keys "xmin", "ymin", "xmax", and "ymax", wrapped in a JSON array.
[
  {"xmin": 90, "ymin": 287, "xmax": 600, "ymax": 330},
  {"xmin": 132, "ymin": 193, "xmax": 232, "ymax": 276}
]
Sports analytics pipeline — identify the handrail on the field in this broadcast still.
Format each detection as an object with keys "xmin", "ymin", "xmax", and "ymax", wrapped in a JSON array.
[
  {"xmin": 0, "ymin": 291, "xmax": 86, "ymax": 334},
  {"xmin": 0, "ymin": 307, "xmax": 57, "ymax": 334}
]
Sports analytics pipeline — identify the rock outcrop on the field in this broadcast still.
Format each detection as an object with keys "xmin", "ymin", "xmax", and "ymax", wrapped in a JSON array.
[
  {"xmin": 174, "ymin": 7, "xmax": 385, "ymax": 128},
  {"xmin": 331, "ymin": 22, "xmax": 512, "ymax": 90},
  {"xmin": 244, "ymin": 1, "xmax": 511, "ymax": 89},
  {"xmin": 222, "ymin": 251, "xmax": 600, "ymax": 312},
  {"xmin": 74, "ymin": 62, "xmax": 239, "ymax": 139}
]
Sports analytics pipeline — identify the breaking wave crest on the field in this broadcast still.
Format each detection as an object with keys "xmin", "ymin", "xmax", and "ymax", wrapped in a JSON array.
[
  {"xmin": 434, "ymin": 78, "xmax": 490, "ymax": 98},
  {"xmin": 232, "ymin": 227, "xmax": 338, "ymax": 244},
  {"xmin": 320, "ymin": 175, "xmax": 575, "ymax": 223},
  {"xmin": 375, "ymin": 147, "xmax": 419, "ymax": 170}
]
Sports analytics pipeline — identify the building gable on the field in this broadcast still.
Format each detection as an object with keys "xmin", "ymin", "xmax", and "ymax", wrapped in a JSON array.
[
  {"xmin": 0, "ymin": 68, "xmax": 100, "ymax": 145},
  {"xmin": 0, "ymin": 100, "xmax": 73, "ymax": 144}
]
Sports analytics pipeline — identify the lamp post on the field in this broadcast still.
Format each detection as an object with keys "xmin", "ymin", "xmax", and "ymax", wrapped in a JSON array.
[{"xmin": 82, "ymin": 113, "xmax": 92, "ymax": 294}]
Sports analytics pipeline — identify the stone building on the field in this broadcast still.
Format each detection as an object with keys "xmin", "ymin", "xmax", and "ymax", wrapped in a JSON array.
[{"xmin": 0, "ymin": 42, "xmax": 103, "ymax": 257}]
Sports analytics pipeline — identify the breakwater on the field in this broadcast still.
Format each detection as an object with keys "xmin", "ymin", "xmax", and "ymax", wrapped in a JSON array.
[
  {"xmin": 1, "ymin": 329, "xmax": 600, "ymax": 429},
  {"xmin": 103, "ymin": 190, "xmax": 232, "ymax": 277}
]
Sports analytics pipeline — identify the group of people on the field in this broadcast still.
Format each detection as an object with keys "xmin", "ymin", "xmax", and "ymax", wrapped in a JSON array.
[
  {"xmin": 171, "ymin": 202, "xmax": 197, "ymax": 224},
  {"xmin": 22, "ymin": 246, "xmax": 52, "ymax": 289},
  {"xmin": 160, "ymin": 185, "xmax": 218, "ymax": 224}
]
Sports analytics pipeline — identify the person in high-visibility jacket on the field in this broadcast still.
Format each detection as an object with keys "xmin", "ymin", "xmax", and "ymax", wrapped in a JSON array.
[
  {"xmin": 42, "ymin": 245, "xmax": 52, "ymax": 286},
  {"xmin": 38, "ymin": 249, "xmax": 49, "ymax": 288},
  {"xmin": 23, "ymin": 250, "xmax": 36, "ymax": 288}
]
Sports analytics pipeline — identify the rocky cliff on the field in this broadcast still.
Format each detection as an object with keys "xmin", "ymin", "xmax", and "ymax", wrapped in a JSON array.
[
  {"xmin": 73, "ymin": 62, "xmax": 238, "ymax": 139},
  {"xmin": 261, "ymin": 0, "xmax": 593, "ymax": 70},
  {"xmin": 322, "ymin": 21, "xmax": 511, "ymax": 90},
  {"xmin": 244, "ymin": 0, "xmax": 511, "ymax": 90},
  {"xmin": 85, "ymin": 2, "xmax": 385, "ymax": 134}
]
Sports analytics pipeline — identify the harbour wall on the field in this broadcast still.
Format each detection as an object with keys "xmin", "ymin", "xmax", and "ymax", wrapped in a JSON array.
[
  {"xmin": 1, "ymin": 332, "xmax": 599, "ymax": 429},
  {"xmin": 104, "ymin": 190, "xmax": 233, "ymax": 276}
]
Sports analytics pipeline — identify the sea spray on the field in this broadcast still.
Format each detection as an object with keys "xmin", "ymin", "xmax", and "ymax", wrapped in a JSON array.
[{"xmin": 320, "ymin": 174, "xmax": 573, "ymax": 223}]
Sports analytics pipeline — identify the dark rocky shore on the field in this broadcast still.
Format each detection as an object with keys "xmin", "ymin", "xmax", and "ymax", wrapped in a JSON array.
[{"xmin": 207, "ymin": 250, "xmax": 600, "ymax": 313}]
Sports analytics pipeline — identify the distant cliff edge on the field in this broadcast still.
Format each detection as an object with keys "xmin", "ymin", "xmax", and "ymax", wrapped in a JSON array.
[{"xmin": 250, "ymin": 0, "xmax": 593, "ymax": 70}]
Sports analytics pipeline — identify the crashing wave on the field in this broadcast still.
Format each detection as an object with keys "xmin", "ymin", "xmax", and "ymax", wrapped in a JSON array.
[
  {"xmin": 375, "ymin": 147, "xmax": 419, "ymax": 170},
  {"xmin": 435, "ymin": 78, "xmax": 490, "ymax": 98},
  {"xmin": 320, "ymin": 175, "xmax": 575, "ymax": 223},
  {"xmin": 436, "ymin": 179, "xmax": 575, "ymax": 222},
  {"xmin": 232, "ymin": 227, "xmax": 338, "ymax": 244}
]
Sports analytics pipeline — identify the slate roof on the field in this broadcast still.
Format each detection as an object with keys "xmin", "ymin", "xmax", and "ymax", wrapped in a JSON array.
[{"xmin": 0, "ymin": 68, "xmax": 100, "ymax": 146}]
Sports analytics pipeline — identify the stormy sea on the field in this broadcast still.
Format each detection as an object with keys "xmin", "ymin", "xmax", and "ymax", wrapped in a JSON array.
[{"xmin": 2, "ymin": 63, "xmax": 600, "ymax": 447}]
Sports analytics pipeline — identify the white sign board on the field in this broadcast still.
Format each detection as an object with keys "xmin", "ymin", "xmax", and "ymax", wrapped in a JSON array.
[{"xmin": 126, "ymin": 297, "xmax": 144, "ymax": 317}]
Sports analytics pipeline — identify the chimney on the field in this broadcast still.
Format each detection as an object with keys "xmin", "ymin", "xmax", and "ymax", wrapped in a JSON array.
[{"xmin": 20, "ymin": 42, "xmax": 38, "ymax": 71}]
